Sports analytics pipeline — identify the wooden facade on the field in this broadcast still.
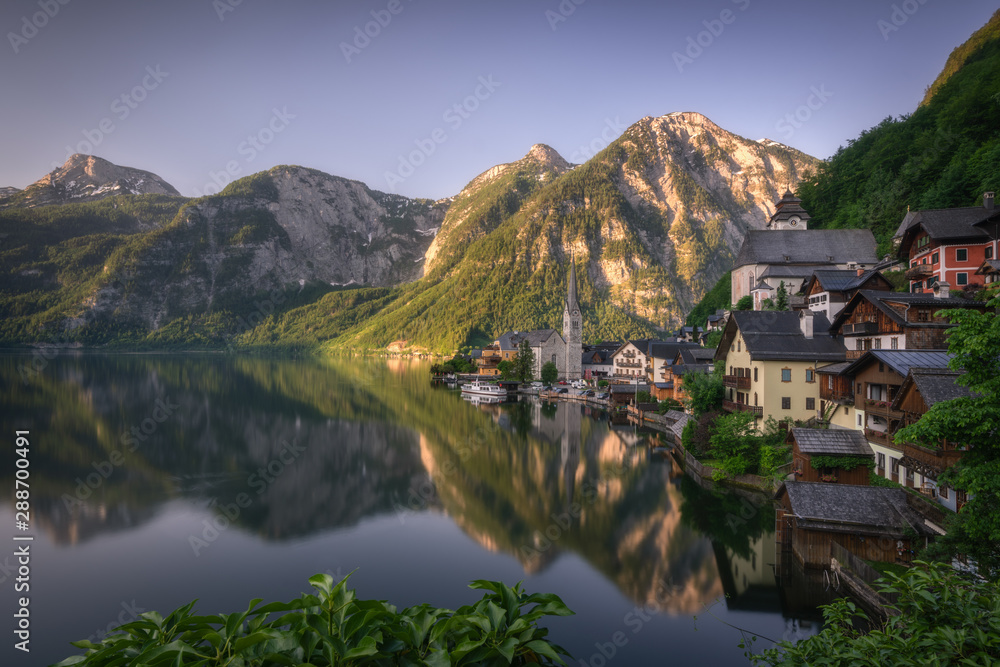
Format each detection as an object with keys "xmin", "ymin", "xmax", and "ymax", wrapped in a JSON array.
[{"xmin": 792, "ymin": 447, "xmax": 871, "ymax": 485}]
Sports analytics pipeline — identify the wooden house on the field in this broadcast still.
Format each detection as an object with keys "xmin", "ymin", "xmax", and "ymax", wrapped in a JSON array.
[
  {"xmin": 790, "ymin": 428, "xmax": 873, "ymax": 485},
  {"xmin": 891, "ymin": 367, "xmax": 975, "ymax": 512},
  {"xmin": 804, "ymin": 269, "xmax": 893, "ymax": 321},
  {"xmin": 893, "ymin": 192, "xmax": 1000, "ymax": 294},
  {"xmin": 775, "ymin": 482, "xmax": 933, "ymax": 569},
  {"xmin": 829, "ymin": 289, "xmax": 985, "ymax": 359}
]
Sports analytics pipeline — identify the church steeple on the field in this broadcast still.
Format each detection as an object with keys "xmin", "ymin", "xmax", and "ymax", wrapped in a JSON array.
[
  {"xmin": 566, "ymin": 257, "xmax": 579, "ymax": 313},
  {"xmin": 562, "ymin": 255, "xmax": 583, "ymax": 380}
]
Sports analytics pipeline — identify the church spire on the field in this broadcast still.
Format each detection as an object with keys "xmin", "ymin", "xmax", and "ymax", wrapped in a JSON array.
[{"xmin": 566, "ymin": 255, "xmax": 579, "ymax": 312}]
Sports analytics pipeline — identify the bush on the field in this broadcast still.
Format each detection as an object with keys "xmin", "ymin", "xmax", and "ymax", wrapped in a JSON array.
[
  {"xmin": 735, "ymin": 295, "xmax": 753, "ymax": 310},
  {"xmin": 54, "ymin": 574, "xmax": 574, "ymax": 666}
]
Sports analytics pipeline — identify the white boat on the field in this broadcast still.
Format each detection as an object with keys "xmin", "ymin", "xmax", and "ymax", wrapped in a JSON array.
[{"xmin": 460, "ymin": 380, "xmax": 508, "ymax": 399}]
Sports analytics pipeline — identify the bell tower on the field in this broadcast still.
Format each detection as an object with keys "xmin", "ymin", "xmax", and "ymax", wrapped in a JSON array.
[{"xmin": 562, "ymin": 258, "xmax": 583, "ymax": 380}]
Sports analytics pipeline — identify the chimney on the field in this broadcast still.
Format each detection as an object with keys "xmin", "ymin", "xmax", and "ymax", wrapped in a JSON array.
[
  {"xmin": 799, "ymin": 309, "xmax": 814, "ymax": 339},
  {"xmin": 933, "ymin": 281, "xmax": 951, "ymax": 299},
  {"xmin": 856, "ymin": 268, "xmax": 865, "ymax": 277},
  {"xmin": 986, "ymin": 192, "xmax": 995, "ymax": 210}
]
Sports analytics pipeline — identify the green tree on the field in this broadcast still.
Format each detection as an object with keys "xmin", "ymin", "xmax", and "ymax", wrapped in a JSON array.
[
  {"xmin": 512, "ymin": 339, "xmax": 535, "ymax": 382},
  {"xmin": 735, "ymin": 295, "xmax": 753, "ymax": 310},
  {"xmin": 497, "ymin": 360, "xmax": 514, "ymax": 379},
  {"xmin": 895, "ymin": 295, "xmax": 1000, "ymax": 579},
  {"xmin": 708, "ymin": 411, "xmax": 760, "ymax": 479},
  {"xmin": 683, "ymin": 362, "xmax": 724, "ymax": 417},
  {"xmin": 540, "ymin": 361, "xmax": 558, "ymax": 385},
  {"xmin": 752, "ymin": 561, "xmax": 1000, "ymax": 666},
  {"xmin": 702, "ymin": 329, "xmax": 723, "ymax": 351},
  {"xmin": 774, "ymin": 281, "xmax": 789, "ymax": 311}
]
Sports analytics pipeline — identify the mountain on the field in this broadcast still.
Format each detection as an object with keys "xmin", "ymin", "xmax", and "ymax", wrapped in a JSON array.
[
  {"xmin": 0, "ymin": 161, "xmax": 447, "ymax": 345},
  {"xmin": 797, "ymin": 8, "xmax": 1000, "ymax": 256},
  {"xmin": 295, "ymin": 112, "xmax": 819, "ymax": 352},
  {"xmin": 0, "ymin": 154, "xmax": 181, "ymax": 209}
]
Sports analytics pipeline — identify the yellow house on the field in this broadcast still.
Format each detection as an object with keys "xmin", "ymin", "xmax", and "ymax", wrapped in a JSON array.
[{"xmin": 714, "ymin": 310, "xmax": 847, "ymax": 425}]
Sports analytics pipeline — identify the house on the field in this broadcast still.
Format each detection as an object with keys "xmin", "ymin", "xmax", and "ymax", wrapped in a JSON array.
[
  {"xmin": 892, "ymin": 367, "xmax": 976, "ymax": 512},
  {"xmin": 975, "ymin": 259, "xmax": 1000, "ymax": 286},
  {"xmin": 803, "ymin": 269, "xmax": 893, "ymax": 321},
  {"xmin": 840, "ymin": 350, "xmax": 952, "ymax": 489},
  {"xmin": 611, "ymin": 339, "xmax": 654, "ymax": 382},
  {"xmin": 705, "ymin": 309, "xmax": 729, "ymax": 332},
  {"xmin": 581, "ymin": 347, "xmax": 614, "ymax": 380},
  {"xmin": 664, "ymin": 348, "xmax": 716, "ymax": 403},
  {"xmin": 647, "ymin": 341, "xmax": 701, "ymax": 389},
  {"xmin": 731, "ymin": 191, "xmax": 879, "ymax": 309},
  {"xmin": 829, "ymin": 288, "xmax": 986, "ymax": 359},
  {"xmin": 816, "ymin": 361, "xmax": 858, "ymax": 431},
  {"xmin": 673, "ymin": 326, "xmax": 704, "ymax": 344},
  {"xmin": 893, "ymin": 192, "xmax": 1000, "ymax": 294},
  {"xmin": 789, "ymin": 428, "xmax": 874, "ymax": 485},
  {"xmin": 775, "ymin": 481, "xmax": 933, "ymax": 569},
  {"xmin": 714, "ymin": 310, "xmax": 846, "ymax": 424}
]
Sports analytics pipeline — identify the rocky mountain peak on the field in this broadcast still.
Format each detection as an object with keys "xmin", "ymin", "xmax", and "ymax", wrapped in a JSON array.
[
  {"xmin": 3, "ymin": 154, "xmax": 180, "ymax": 209},
  {"xmin": 522, "ymin": 143, "xmax": 570, "ymax": 172}
]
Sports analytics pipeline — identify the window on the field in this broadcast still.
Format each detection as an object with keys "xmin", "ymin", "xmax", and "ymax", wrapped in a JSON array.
[
  {"xmin": 781, "ymin": 368, "xmax": 791, "ymax": 382},
  {"xmin": 805, "ymin": 369, "xmax": 814, "ymax": 383},
  {"xmin": 827, "ymin": 376, "xmax": 833, "ymax": 389},
  {"xmin": 956, "ymin": 248, "xmax": 968, "ymax": 262},
  {"xmin": 754, "ymin": 392, "xmax": 758, "ymax": 406},
  {"xmin": 891, "ymin": 458, "xmax": 900, "ymax": 474},
  {"xmin": 754, "ymin": 367, "xmax": 758, "ymax": 382},
  {"xmin": 912, "ymin": 281, "xmax": 922, "ymax": 292},
  {"xmin": 957, "ymin": 272, "xmax": 968, "ymax": 286},
  {"xmin": 931, "ymin": 252, "xmax": 939, "ymax": 264},
  {"xmin": 856, "ymin": 339, "xmax": 863, "ymax": 350},
  {"xmin": 857, "ymin": 413, "xmax": 863, "ymax": 427},
  {"xmin": 891, "ymin": 337, "xmax": 898, "ymax": 350},
  {"xmin": 806, "ymin": 397, "xmax": 815, "ymax": 410},
  {"xmin": 877, "ymin": 453, "xmax": 885, "ymax": 471},
  {"xmin": 988, "ymin": 246, "xmax": 994, "ymax": 260},
  {"xmin": 939, "ymin": 486, "xmax": 949, "ymax": 500},
  {"xmin": 781, "ymin": 397, "xmax": 791, "ymax": 410},
  {"xmin": 874, "ymin": 338, "xmax": 882, "ymax": 349}
]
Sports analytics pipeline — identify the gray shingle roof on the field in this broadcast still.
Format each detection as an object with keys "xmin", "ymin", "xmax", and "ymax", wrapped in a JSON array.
[
  {"xmin": 816, "ymin": 361, "xmax": 853, "ymax": 375},
  {"xmin": 908, "ymin": 369, "xmax": 974, "ymax": 407},
  {"xmin": 724, "ymin": 311, "xmax": 847, "ymax": 361},
  {"xmin": 831, "ymin": 290, "xmax": 983, "ymax": 331},
  {"xmin": 669, "ymin": 412, "xmax": 692, "ymax": 440},
  {"xmin": 649, "ymin": 341, "xmax": 699, "ymax": 361},
  {"xmin": 677, "ymin": 348, "xmax": 717, "ymax": 364},
  {"xmin": 791, "ymin": 428, "xmax": 873, "ymax": 456},
  {"xmin": 977, "ymin": 259, "xmax": 1000, "ymax": 274},
  {"xmin": 842, "ymin": 350, "xmax": 952, "ymax": 379},
  {"xmin": 808, "ymin": 269, "xmax": 885, "ymax": 293},
  {"xmin": 734, "ymin": 229, "xmax": 878, "ymax": 268},
  {"xmin": 893, "ymin": 206, "xmax": 998, "ymax": 243},
  {"xmin": 781, "ymin": 482, "xmax": 930, "ymax": 535},
  {"xmin": 497, "ymin": 329, "xmax": 562, "ymax": 350}
]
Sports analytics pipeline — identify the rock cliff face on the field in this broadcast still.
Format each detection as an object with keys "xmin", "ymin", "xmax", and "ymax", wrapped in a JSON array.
[{"xmin": 1, "ymin": 154, "xmax": 181, "ymax": 208}]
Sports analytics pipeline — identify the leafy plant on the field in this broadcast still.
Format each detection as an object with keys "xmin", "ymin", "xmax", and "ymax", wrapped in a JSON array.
[
  {"xmin": 53, "ymin": 574, "xmax": 574, "ymax": 666},
  {"xmin": 540, "ymin": 361, "xmax": 558, "ymax": 385}
]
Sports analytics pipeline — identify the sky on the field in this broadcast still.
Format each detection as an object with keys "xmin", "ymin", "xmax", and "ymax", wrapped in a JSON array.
[{"xmin": 1, "ymin": 0, "xmax": 997, "ymax": 201}]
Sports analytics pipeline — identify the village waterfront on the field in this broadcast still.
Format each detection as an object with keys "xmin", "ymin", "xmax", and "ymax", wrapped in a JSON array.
[{"xmin": 0, "ymin": 352, "xmax": 852, "ymax": 666}]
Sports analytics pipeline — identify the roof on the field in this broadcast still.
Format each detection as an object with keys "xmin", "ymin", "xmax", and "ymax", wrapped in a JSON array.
[
  {"xmin": 768, "ymin": 190, "xmax": 812, "ymax": 225},
  {"xmin": 816, "ymin": 361, "xmax": 853, "ymax": 375},
  {"xmin": 807, "ymin": 269, "xmax": 886, "ymax": 293},
  {"xmin": 649, "ymin": 341, "xmax": 699, "ymax": 361},
  {"xmin": 734, "ymin": 229, "xmax": 878, "ymax": 268},
  {"xmin": 470, "ymin": 349, "xmax": 483, "ymax": 359},
  {"xmin": 677, "ymin": 348, "xmax": 717, "ymax": 365},
  {"xmin": 582, "ymin": 349, "xmax": 611, "ymax": 365},
  {"xmin": 791, "ymin": 428, "xmax": 873, "ymax": 456},
  {"xmin": 830, "ymin": 290, "xmax": 984, "ymax": 332},
  {"xmin": 717, "ymin": 311, "xmax": 846, "ymax": 362},
  {"xmin": 610, "ymin": 384, "xmax": 648, "ymax": 394},
  {"xmin": 653, "ymin": 382, "xmax": 674, "ymax": 389},
  {"xmin": 669, "ymin": 412, "xmax": 692, "ymax": 440},
  {"xmin": 891, "ymin": 368, "xmax": 975, "ymax": 412},
  {"xmin": 779, "ymin": 482, "xmax": 931, "ymax": 535},
  {"xmin": 496, "ymin": 329, "xmax": 562, "ymax": 350},
  {"xmin": 565, "ymin": 261, "xmax": 580, "ymax": 313},
  {"xmin": 893, "ymin": 205, "xmax": 998, "ymax": 245},
  {"xmin": 976, "ymin": 259, "xmax": 1000, "ymax": 275},
  {"xmin": 842, "ymin": 350, "xmax": 952, "ymax": 378}
]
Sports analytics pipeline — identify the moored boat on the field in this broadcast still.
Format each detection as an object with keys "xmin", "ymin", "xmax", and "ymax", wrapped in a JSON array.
[{"xmin": 460, "ymin": 380, "xmax": 508, "ymax": 399}]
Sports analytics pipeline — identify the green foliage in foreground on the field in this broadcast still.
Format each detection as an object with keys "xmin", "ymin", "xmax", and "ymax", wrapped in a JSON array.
[
  {"xmin": 54, "ymin": 574, "xmax": 573, "ymax": 667},
  {"xmin": 751, "ymin": 561, "xmax": 1000, "ymax": 666}
]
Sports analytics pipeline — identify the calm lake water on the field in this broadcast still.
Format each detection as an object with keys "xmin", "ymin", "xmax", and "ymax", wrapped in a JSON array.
[{"xmin": 0, "ymin": 353, "xmax": 835, "ymax": 666}]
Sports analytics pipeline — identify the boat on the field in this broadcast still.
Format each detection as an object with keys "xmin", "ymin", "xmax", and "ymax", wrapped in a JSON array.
[{"xmin": 460, "ymin": 380, "xmax": 508, "ymax": 399}]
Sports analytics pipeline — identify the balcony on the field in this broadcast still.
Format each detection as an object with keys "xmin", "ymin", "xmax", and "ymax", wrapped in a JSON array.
[
  {"xmin": 723, "ymin": 400, "xmax": 763, "ymax": 416},
  {"xmin": 864, "ymin": 428, "xmax": 897, "ymax": 448},
  {"xmin": 617, "ymin": 360, "xmax": 642, "ymax": 369},
  {"xmin": 842, "ymin": 321, "xmax": 877, "ymax": 335},
  {"xmin": 902, "ymin": 442, "xmax": 964, "ymax": 474},
  {"xmin": 905, "ymin": 264, "xmax": 934, "ymax": 280},
  {"xmin": 858, "ymin": 397, "xmax": 903, "ymax": 419},
  {"xmin": 723, "ymin": 375, "xmax": 751, "ymax": 390},
  {"xmin": 820, "ymin": 388, "xmax": 854, "ymax": 404}
]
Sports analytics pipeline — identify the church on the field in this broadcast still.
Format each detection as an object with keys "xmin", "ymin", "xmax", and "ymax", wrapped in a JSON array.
[{"xmin": 483, "ymin": 262, "xmax": 583, "ymax": 380}]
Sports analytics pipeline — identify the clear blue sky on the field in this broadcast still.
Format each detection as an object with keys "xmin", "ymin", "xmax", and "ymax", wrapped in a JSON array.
[{"xmin": 1, "ymin": 0, "xmax": 996, "ymax": 200}]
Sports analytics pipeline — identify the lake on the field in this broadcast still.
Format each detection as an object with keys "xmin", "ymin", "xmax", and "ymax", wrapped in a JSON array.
[{"xmin": 0, "ymin": 353, "xmax": 835, "ymax": 666}]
